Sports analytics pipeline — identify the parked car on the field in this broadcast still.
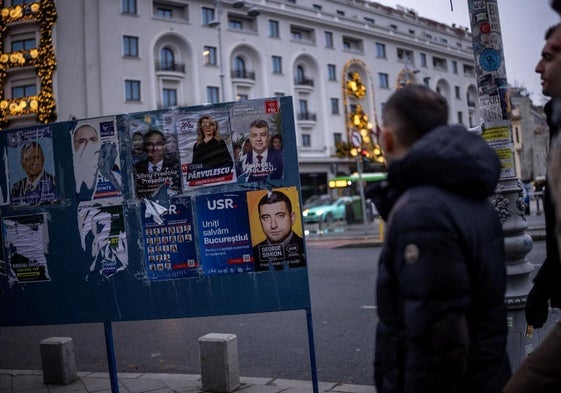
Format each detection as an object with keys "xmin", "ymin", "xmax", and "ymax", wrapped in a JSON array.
[{"xmin": 302, "ymin": 196, "xmax": 354, "ymax": 224}]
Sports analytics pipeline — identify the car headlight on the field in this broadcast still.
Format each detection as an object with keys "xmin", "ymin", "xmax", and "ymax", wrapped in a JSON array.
[{"xmin": 303, "ymin": 209, "xmax": 309, "ymax": 217}]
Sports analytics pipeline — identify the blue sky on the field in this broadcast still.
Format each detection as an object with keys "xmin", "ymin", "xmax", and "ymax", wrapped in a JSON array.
[{"xmin": 380, "ymin": 0, "xmax": 559, "ymax": 104}]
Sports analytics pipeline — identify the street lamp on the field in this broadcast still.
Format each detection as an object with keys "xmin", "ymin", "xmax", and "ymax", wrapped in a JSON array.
[{"xmin": 208, "ymin": 1, "xmax": 260, "ymax": 103}]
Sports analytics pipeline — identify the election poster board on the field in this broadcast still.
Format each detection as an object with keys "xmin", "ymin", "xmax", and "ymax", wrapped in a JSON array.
[{"xmin": 0, "ymin": 97, "xmax": 311, "ymax": 327}]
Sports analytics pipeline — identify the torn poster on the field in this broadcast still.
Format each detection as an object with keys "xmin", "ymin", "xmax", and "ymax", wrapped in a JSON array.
[
  {"xmin": 77, "ymin": 199, "xmax": 127, "ymax": 278},
  {"xmin": 141, "ymin": 197, "xmax": 199, "ymax": 280},
  {"xmin": 3, "ymin": 213, "xmax": 50, "ymax": 283}
]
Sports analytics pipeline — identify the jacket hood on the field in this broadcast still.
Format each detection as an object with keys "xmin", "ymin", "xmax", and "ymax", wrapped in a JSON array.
[{"xmin": 388, "ymin": 125, "xmax": 500, "ymax": 200}]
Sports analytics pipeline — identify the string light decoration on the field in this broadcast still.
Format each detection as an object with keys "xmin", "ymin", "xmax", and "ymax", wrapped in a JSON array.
[
  {"xmin": 0, "ymin": 0, "xmax": 57, "ymax": 129},
  {"xmin": 339, "ymin": 67, "xmax": 385, "ymax": 166}
]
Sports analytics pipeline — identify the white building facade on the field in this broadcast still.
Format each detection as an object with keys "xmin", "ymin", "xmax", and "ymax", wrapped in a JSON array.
[{"xmin": 1, "ymin": 0, "xmax": 479, "ymax": 198}]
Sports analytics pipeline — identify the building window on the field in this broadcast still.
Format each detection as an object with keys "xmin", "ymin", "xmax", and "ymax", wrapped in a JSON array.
[
  {"xmin": 336, "ymin": 10, "xmax": 345, "ymax": 16},
  {"xmin": 364, "ymin": 17, "xmax": 374, "ymax": 25},
  {"xmin": 122, "ymin": 0, "xmax": 137, "ymax": 14},
  {"xmin": 452, "ymin": 60, "xmax": 458, "ymax": 74},
  {"xmin": 455, "ymin": 86, "xmax": 461, "ymax": 99},
  {"xmin": 397, "ymin": 48, "xmax": 414, "ymax": 64},
  {"xmin": 420, "ymin": 53, "xmax": 427, "ymax": 67},
  {"xmin": 125, "ymin": 80, "xmax": 141, "ymax": 101},
  {"xmin": 269, "ymin": 20, "xmax": 279, "ymax": 38},
  {"xmin": 313, "ymin": 4, "xmax": 322, "ymax": 11},
  {"xmin": 334, "ymin": 133, "xmax": 342, "ymax": 144},
  {"xmin": 342, "ymin": 36, "xmax": 363, "ymax": 52},
  {"xmin": 204, "ymin": 46, "xmax": 217, "ymax": 65},
  {"xmin": 378, "ymin": 73, "xmax": 389, "ymax": 89},
  {"xmin": 156, "ymin": 7, "xmax": 172, "ymax": 18},
  {"xmin": 233, "ymin": 56, "xmax": 246, "ymax": 78},
  {"xmin": 433, "ymin": 56, "xmax": 447, "ymax": 71},
  {"xmin": 229, "ymin": 19, "xmax": 243, "ymax": 30},
  {"xmin": 327, "ymin": 64, "xmax": 337, "ymax": 81},
  {"xmin": 272, "ymin": 56, "xmax": 282, "ymax": 74},
  {"xmin": 457, "ymin": 111, "xmax": 463, "ymax": 124},
  {"xmin": 325, "ymin": 31, "xmax": 333, "ymax": 48},
  {"xmin": 12, "ymin": 84, "xmax": 37, "ymax": 98},
  {"xmin": 202, "ymin": 7, "xmax": 214, "ymax": 25},
  {"xmin": 12, "ymin": 0, "xmax": 34, "ymax": 4},
  {"xmin": 274, "ymin": 92, "xmax": 285, "ymax": 97},
  {"xmin": 375, "ymin": 42, "xmax": 386, "ymax": 58},
  {"xmin": 298, "ymin": 99, "xmax": 308, "ymax": 114},
  {"xmin": 296, "ymin": 65, "xmax": 306, "ymax": 84},
  {"xmin": 11, "ymin": 38, "xmax": 35, "ymax": 51},
  {"xmin": 237, "ymin": 94, "xmax": 249, "ymax": 101},
  {"xmin": 302, "ymin": 134, "xmax": 311, "ymax": 147},
  {"xmin": 207, "ymin": 86, "xmax": 219, "ymax": 104},
  {"xmin": 159, "ymin": 47, "xmax": 175, "ymax": 70},
  {"xmin": 162, "ymin": 88, "xmax": 177, "ymax": 107},
  {"xmin": 330, "ymin": 98, "xmax": 339, "ymax": 114},
  {"xmin": 123, "ymin": 36, "xmax": 138, "ymax": 57}
]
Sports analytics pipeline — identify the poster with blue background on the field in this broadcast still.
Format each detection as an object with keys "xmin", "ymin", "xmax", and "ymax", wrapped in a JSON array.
[
  {"xmin": 195, "ymin": 191, "xmax": 253, "ymax": 275},
  {"xmin": 141, "ymin": 197, "xmax": 199, "ymax": 280}
]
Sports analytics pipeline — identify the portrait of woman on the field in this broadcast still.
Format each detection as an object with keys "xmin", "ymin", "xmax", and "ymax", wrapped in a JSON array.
[{"xmin": 191, "ymin": 115, "xmax": 233, "ymax": 169}]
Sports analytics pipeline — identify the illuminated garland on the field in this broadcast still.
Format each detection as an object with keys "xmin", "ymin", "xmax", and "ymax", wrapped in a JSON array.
[{"xmin": 0, "ymin": 0, "xmax": 57, "ymax": 129}]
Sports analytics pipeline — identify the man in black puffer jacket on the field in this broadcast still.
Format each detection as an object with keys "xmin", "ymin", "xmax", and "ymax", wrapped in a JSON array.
[{"xmin": 367, "ymin": 85, "xmax": 511, "ymax": 393}]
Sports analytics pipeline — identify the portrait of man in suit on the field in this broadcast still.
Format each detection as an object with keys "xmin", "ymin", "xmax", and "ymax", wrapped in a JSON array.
[
  {"xmin": 239, "ymin": 119, "xmax": 284, "ymax": 182},
  {"xmin": 252, "ymin": 190, "xmax": 306, "ymax": 271},
  {"xmin": 11, "ymin": 141, "xmax": 57, "ymax": 206},
  {"xmin": 134, "ymin": 129, "xmax": 181, "ymax": 199}
]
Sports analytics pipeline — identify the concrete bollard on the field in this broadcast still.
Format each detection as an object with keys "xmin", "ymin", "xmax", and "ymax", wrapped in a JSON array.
[
  {"xmin": 198, "ymin": 333, "xmax": 239, "ymax": 392},
  {"xmin": 39, "ymin": 337, "xmax": 78, "ymax": 385}
]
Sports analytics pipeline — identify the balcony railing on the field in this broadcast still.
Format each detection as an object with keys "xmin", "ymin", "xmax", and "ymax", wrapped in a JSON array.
[
  {"xmin": 155, "ymin": 62, "xmax": 185, "ymax": 72},
  {"xmin": 295, "ymin": 78, "xmax": 314, "ymax": 87},
  {"xmin": 297, "ymin": 112, "xmax": 317, "ymax": 121},
  {"xmin": 231, "ymin": 70, "xmax": 256, "ymax": 80}
]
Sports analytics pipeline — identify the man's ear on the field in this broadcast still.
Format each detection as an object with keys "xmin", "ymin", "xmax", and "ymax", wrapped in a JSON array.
[{"xmin": 381, "ymin": 128, "xmax": 394, "ymax": 154}]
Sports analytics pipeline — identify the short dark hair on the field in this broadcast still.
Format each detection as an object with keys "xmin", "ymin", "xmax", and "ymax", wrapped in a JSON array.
[
  {"xmin": 143, "ymin": 129, "xmax": 164, "ymax": 142},
  {"xmin": 545, "ymin": 23, "xmax": 561, "ymax": 40},
  {"xmin": 258, "ymin": 190, "xmax": 293, "ymax": 214},
  {"xmin": 382, "ymin": 84, "xmax": 448, "ymax": 147}
]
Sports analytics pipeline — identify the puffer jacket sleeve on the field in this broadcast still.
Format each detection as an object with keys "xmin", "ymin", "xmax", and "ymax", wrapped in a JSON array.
[{"xmin": 390, "ymin": 196, "xmax": 471, "ymax": 393}]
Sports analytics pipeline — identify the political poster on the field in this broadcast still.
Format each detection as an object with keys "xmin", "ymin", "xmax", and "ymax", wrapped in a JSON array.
[
  {"xmin": 195, "ymin": 191, "xmax": 253, "ymax": 275},
  {"xmin": 141, "ymin": 197, "xmax": 199, "ymax": 280},
  {"xmin": 71, "ymin": 117, "xmax": 123, "ymax": 201},
  {"xmin": 6, "ymin": 126, "xmax": 58, "ymax": 207},
  {"xmin": 176, "ymin": 108, "xmax": 236, "ymax": 189}
]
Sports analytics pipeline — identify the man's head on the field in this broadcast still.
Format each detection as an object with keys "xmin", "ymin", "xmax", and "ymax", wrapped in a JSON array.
[
  {"xmin": 20, "ymin": 141, "xmax": 45, "ymax": 181},
  {"xmin": 248, "ymin": 119, "xmax": 270, "ymax": 155},
  {"xmin": 257, "ymin": 191, "xmax": 295, "ymax": 243},
  {"xmin": 73, "ymin": 124, "xmax": 99, "ymax": 152},
  {"xmin": 143, "ymin": 129, "xmax": 165, "ymax": 164},
  {"xmin": 380, "ymin": 84, "xmax": 448, "ymax": 164},
  {"xmin": 536, "ymin": 23, "xmax": 561, "ymax": 98}
]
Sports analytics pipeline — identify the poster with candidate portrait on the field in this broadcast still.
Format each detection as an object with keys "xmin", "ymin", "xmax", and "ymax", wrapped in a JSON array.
[
  {"xmin": 176, "ymin": 108, "xmax": 236, "ymax": 189},
  {"xmin": 141, "ymin": 197, "xmax": 199, "ymax": 280},
  {"xmin": 71, "ymin": 117, "xmax": 123, "ymax": 201},
  {"xmin": 195, "ymin": 191, "xmax": 253, "ymax": 275},
  {"xmin": 6, "ymin": 126, "xmax": 58, "ymax": 207},
  {"xmin": 247, "ymin": 187, "xmax": 306, "ymax": 272},
  {"xmin": 229, "ymin": 99, "xmax": 285, "ymax": 183},
  {"xmin": 127, "ymin": 111, "xmax": 182, "ymax": 200}
]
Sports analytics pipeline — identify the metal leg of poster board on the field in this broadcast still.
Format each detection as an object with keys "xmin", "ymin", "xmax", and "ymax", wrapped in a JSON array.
[
  {"xmin": 103, "ymin": 322, "xmax": 120, "ymax": 393},
  {"xmin": 306, "ymin": 308, "xmax": 319, "ymax": 393}
]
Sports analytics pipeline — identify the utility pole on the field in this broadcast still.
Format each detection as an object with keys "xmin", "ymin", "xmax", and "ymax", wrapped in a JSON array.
[{"xmin": 466, "ymin": 0, "xmax": 538, "ymax": 368}]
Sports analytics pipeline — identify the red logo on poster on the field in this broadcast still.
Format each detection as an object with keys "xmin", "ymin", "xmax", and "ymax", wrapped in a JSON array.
[
  {"xmin": 480, "ymin": 22, "xmax": 491, "ymax": 33},
  {"xmin": 264, "ymin": 100, "xmax": 279, "ymax": 114}
]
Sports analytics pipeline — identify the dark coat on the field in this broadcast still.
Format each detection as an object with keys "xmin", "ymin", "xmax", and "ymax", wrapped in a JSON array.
[
  {"xmin": 367, "ymin": 125, "xmax": 511, "ymax": 393},
  {"xmin": 191, "ymin": 138, "xmax": 233, "ymax": 169},
  {"xmin": 134, "ymin": 158, "xmax": 181, "ymax": 199},
  {"xmin": 240, "ymin": 148, "xmax": 284, "ymax": 182},
  {"xmin": 253, "ymin": 232, "xmax": 305, "ymax": 271},
  {"xmin": 530, "ymin": 100, "xmax": 561, "ymax": 308},
  {"xmin": 11, "ymin": 172, "xmax": 57, "ymax": 206}
]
